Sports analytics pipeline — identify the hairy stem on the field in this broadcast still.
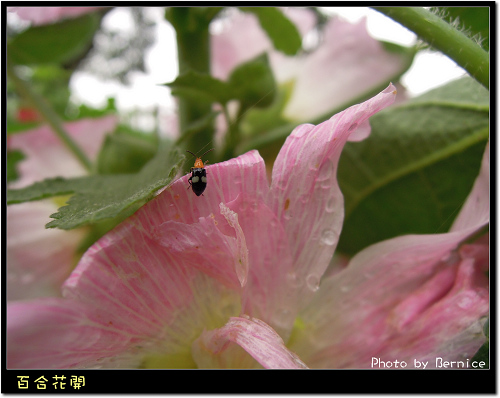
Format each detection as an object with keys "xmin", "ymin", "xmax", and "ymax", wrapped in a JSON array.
[{"xmin": 373, "ymin": 7, "xmax": 489, "ymax": 89}]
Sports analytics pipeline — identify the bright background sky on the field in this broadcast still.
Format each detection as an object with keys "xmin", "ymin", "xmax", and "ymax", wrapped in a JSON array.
[{"xmin": 69, "ymin": 7, "xmax": 468, "ymax": 115}]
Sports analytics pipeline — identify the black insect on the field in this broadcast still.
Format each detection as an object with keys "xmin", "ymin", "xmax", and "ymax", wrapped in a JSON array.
[{"xmin": 186, "ymin": 148, "xmax": 214, "ymax": 196}]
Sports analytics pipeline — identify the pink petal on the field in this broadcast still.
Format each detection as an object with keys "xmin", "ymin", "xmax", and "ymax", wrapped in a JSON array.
[
  {"xmin": 218, "ymin": 203, "xmax": 249, "ymax": 286},
  {"xmin": 7, "ymin": 201, "xmax": 85, "ymax": 301},
  {"xmin": 7, "ymin": 116, "xmax": 117, "ymax": 301},
  {"xmin": 9, "ymin": 115, "xmax": 117, "ymax": 188},
  {"xmin": 212, "ymin": 11, "xmax": 405, "ymax": 123},
  {"xmin": 451, "ymin": 141, "xmax": 489, "ymax": 232},
  {"xmin": 154, "ymin": 203, "xmax": 249, "ymax": 289},
  {"xmin": 269, "ymin": 84, "xmax": 397, "ymax": 307},
  {"xmin": 289, "ymin": 141, "xmax": 489, "ymax": 368},
  {"xmin": 211, "ymin": 8, "xmax": 316, "ymax": 81},
  {"xmin": 192, "ymin": 315, "xmax": 308, "ymax": 369},
  {"xmin": 224, "ymin": 192, "xmax": 296, "ymax": 338},
  {"xmin": 281, "ymin": 17, "xmax": 409, "ymax": 121},
  {"xmin": 7, "ymin": 299, "xmax": 139, "ymax": 369},
  {"xmin": 289, "ymin": 232, "xmax": 488, "ymax": 368},
  {"xmin": 9, "ymin": 151, "xmax": 269, "ymax": 368},
  {"xmin": 150, "ymin": 150, "xmax": 269, "ymax": 225},
  {"xmin": 8, "ymin": 7, "xmax": 103, "ymax": 26}
]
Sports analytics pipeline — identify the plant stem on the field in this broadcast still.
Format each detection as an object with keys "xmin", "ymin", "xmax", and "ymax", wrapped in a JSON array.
[
  {"xmin": 167, "ymin": 8, "xmax": 215, "ymax": 153},
  {"xmin": 220, "ymin": 104, "xmax": 240, "ymax": 160},
  {"xmin": 7, "ymin": 58, "xmax": 93, "ymax": 172},
  {"xmin": 373, "ymin": 7, "xmax": 489, "ymax": 89}
]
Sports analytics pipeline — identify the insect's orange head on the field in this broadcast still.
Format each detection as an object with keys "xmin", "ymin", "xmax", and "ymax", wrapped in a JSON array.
[{"xmin": 194, "ymin": 157, "xmax": 204, "ymax": 168}]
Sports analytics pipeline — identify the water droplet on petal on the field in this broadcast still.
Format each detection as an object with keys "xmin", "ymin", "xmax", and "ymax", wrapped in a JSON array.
[
  {"xmin": 275, "ymin": 308, "xmax": 294, "ymax": 328},
  {"xmin": 325, "ymin": 197, "xmax": 336, "ymax": 213},
  {"xmin": 321, "ymin": 229, "xmax": 337, "ymax": 246},
  {"xmin": 317, "ymin": 159, "xmax": 335, "ymax": 182},
  {"xmin": 306, "ymin": 274, "xmax": 320, "ymax": 292},
  {"xmin": 273, "ymin": 172, "xmax": 289, "ymax": 191}
]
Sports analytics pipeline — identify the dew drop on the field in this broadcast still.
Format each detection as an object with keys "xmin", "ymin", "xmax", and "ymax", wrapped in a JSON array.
[
  {"xmin": 309, "ymin": 158, "xmax": 320, "ymax": 172},
  {"xmin": 306, "ymin": 274, "xmax": 320, "ymax": 292},
  {"xmin": 321, "ymin": 229, "xmax": 337, "ymax": 246},
  {"xmin": 276, "ymin": 177, "xmax": 288, "ymax": 191},
  {"xmin": 275, "ymin": 308, "xmax": 294, "ymax": 328},
  {"xmin": 317, "ymin": 158, "xmax": 335, "ymax": 182},
  {"xmin": 325, "ymin": 197, "xmax": 336, "ymax": 213}
]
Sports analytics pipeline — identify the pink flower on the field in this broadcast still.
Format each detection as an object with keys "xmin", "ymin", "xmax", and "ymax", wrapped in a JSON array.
[
  {"xmin": 7, "ymin": 7, "xmax": 103, "ymax": 26},
  {"xmin": 211, "ymin": 8, "xmax": 316, "ymax": 81},
  {"xmin": 9, "ymin": 116, "xmax": 116, "ymax": 189},
  {"xmin": 212, "ymin": 9, "xmax": 409, "ymax": 122},
  {"xmin": 7, "ymin": 116, "xmax": 117, "ymax": 300},
  {"xmin": 287, "ymin": 141, "xmax": 489, "ymax": 368},
  {"xmin": 7, "ymin": 85, "xmax": 488, "ymax": 369}
]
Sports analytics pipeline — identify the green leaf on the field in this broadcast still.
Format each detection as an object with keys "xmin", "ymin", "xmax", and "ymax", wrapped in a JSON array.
[
  {"xmin": 176, "ymin": 111, "xmax": 221, "ymax": 145},
  {"xmin": 166, "ymin": 54, "xmax": 277, "ymax": 115},
  {"xmin": 7, "ymin": 142, "xmax": 185, "ymax": 230},
  {"xmin": 70, "ymin": 98, "xmax": 117, "ymax": 120},
  {"xmin": 471, "ymin": 341, "xmax": 489, "ymax": 368},
  {"xmin": 437, "ymin": 7, "xmax": 489, "ymax": 51},
  {"xmin": 165, "ymin": 7, "xmax": 223, "ymax": 31},
  {"xmin": 8, "ymin": 177, "xmax": 77, "ymax": 203},
  {"xmin": 164, "ymin": 70, "xmax": 234, "ymax": 105},
  {"xmin": 7, "ymin": 149, "xmax": 25, "ymax": 183},
  {"xmin": 228, "ymin": 53, "xmax": 276, "ymax": 111},
  {"xmin": 7, "ymin": 13, "xmax": 100, "ymax": 65},
  {"xmin": 337, "ymin": 77, "xmax": 489, "ymax": 255},
  {"xmin": 96, "ymin": 128, "xmax": 158, "ymax": 175},
  {"xmin": 470, "ymin": 318, "xmax": 489, "ymax": 368},
  {"xmin": 235, "ymin": 80, "xmax": 293, "ymax": 159},
  {"xmin": 239, "ymin": 7, "xmax": 302, "ymax": 55}
]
